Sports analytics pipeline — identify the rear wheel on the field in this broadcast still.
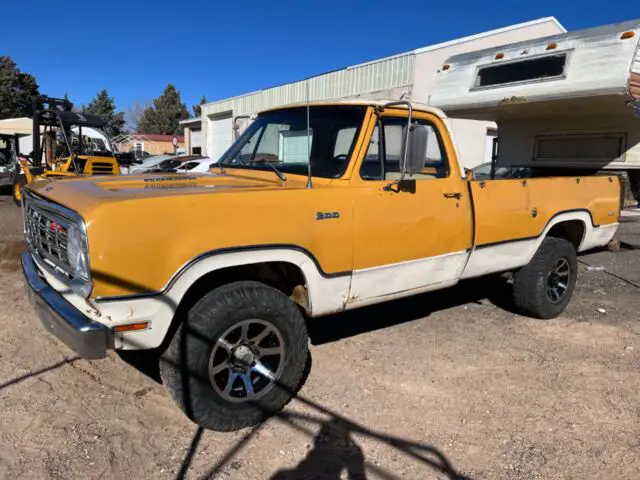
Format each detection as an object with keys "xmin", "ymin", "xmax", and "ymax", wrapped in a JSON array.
[
  {"xmin": 12, "ymin": 174, "xmax": 25, "ymax": 207},
  {"xmin": 512, "ymin": 237, "xmax": 577, "ymax": 319},
  {"xmin": 159, "ymin": 281, "xmax": 308, "ymax": 431}
]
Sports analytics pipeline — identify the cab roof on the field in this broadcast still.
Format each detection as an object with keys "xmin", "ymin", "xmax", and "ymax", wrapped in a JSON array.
[{"xmin": 260, "ymin": 98, "xmax": 448, "ymax": 118}]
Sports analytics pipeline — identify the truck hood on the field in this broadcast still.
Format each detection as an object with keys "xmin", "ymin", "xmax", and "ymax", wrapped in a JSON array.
[{"xmin": 27, "ymin": 171, "xmax": 316, "ymax": 216}]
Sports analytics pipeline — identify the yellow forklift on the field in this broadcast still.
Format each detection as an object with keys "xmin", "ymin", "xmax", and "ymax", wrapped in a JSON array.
[{"xmin": 12, "ymin": 96, "xmax": 121, "ymax": 206}]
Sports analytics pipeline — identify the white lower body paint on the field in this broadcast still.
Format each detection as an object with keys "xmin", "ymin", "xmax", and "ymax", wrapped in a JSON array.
[
  {"xmin": 347, "ymin": 250, "xmax": 469, "ymax": 308},
  {"xmin": 462, "ymin": 213, "xmax": 618, "ymax": 280},
  {"xmin": 30, "ymin": 214, "xmax": 618, "ymax": 351}
]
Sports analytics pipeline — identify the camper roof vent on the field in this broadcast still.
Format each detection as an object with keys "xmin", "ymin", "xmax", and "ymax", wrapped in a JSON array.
[{"xmin": 473, "ymin": 53, "xmax": 568, "ymax": 90}]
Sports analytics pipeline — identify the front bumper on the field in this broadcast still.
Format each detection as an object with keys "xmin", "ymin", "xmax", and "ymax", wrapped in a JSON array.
[{"xmin": 21, "ymin": 252, "xmax": 111, "ymax": 359}]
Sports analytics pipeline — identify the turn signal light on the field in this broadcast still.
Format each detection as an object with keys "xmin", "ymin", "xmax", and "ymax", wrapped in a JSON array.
[
  {"xmin": 621, "ymin": 31, "xmax": 636, "ymax": 40},
  {"xmin": 442, "ymin": 64, "xmax": 451, "ymax": 71},
  {"xmin": 546, "ymin": 42, "xmax": 558, "ymax": 50},
  {"xmin": 495, "ymin": 53, "xmax": 504, "ymax": 59},
  {"xmin": 113, "ymin": 322, "xmax": 150, "ymax": 333}
]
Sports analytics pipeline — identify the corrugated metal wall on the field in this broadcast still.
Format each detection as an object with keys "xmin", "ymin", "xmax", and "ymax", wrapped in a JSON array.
[{"xmin": 202, "ymin": 53, "xmax": 414, "ymax": 116}]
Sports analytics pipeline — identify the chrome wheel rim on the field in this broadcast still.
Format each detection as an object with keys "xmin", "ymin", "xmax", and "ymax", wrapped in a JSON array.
[
  {"xmin": 547, "ymin": 258, "xmax": 570, "ymax": 304},
  {"xmin": 208, "ymin": 319, "xmax": 285, "ymax": 403}
]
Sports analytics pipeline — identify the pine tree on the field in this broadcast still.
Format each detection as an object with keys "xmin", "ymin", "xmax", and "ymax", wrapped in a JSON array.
[
  {"xmin": 0, "ymin": 56, "xmax": 40, "ymax": 119},
  {"xmin": 84, "ymin": 89, "xmax": 125, "ymax": 137},
  {"xmin": 192, "ymin": 95, "xmax": 207, "ymax": 117},
  {"xmin": 137, "ymin": 84, "xmax": 190, "ymax": 134}
]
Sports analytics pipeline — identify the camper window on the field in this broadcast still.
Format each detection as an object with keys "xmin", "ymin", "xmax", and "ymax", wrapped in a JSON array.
[
  {"xmin": 474, "ymin": 53, "xmax": 568, "ymax": 89},
  {"xmin": 534, "ymin": 133, "xmax": 626, "ymax": 163}
]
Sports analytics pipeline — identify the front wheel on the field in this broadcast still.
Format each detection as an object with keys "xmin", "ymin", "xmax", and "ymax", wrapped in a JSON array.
[
  {"xmin": 12, "ymin": 174, "xmax": 26, "ymax": 207},
  {"xmin": 512, "ymin": 237, "xmax": 577, "ymax": 319},
  {"xmin": 159, "ymin": 281, "xmax": 309, "ymax": 431}
]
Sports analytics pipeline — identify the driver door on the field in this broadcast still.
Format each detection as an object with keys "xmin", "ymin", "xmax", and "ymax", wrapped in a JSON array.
[{"xmin": 348, "ymin": 110, "xmax": 473, "ymax": 306}]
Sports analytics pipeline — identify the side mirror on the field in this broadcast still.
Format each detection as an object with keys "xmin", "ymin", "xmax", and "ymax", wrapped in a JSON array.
[{"xmin": 401, "ymin": 124, "xmax": 428, "ymax": 175}]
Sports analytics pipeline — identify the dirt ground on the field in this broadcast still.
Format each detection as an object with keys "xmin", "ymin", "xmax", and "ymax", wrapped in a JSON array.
[{"xmin": 1, "ymin": 188, "xmax": 639, "ymax": 479}]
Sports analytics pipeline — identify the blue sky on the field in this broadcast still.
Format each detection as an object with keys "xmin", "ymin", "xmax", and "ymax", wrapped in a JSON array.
[{"xmin": 1, "ymin": 0, "xmax": 638, "ymax": 115}]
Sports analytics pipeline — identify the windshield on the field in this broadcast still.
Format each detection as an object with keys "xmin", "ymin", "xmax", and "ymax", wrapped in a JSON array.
[
  {"xmin": 181, "ymin": 161, "xmax": 199, "ymax": 170},
  {"xmin": 140, "ymin": 155, "xmax": 173, "ymax": 167},
  {"xmin": 158, "ymin": 159, "xmax": 182, "ymax": 169},
  {"xmin": 218, "ymin": 105, "xmax": 366, "ymax": 179}
]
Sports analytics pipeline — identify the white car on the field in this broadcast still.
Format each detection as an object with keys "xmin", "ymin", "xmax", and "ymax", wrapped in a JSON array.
[
  {"xmin": 125, "ymin": 154, "xmax": 175, "ymax": 175},
  {"xmin": 173, "ymin": 158, "xmax": 217, "ymax": 173}
]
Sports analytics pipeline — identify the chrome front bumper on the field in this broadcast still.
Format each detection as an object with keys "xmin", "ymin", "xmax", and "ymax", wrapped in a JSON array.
[{"xmin": 21, "ymin": 252, "xmax": 111, "ymax": 359}]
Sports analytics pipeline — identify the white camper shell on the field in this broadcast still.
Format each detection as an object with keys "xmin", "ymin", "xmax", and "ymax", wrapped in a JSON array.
[{"xmin": 429, "ymin": 19, "xmax": 640, "ymax": 172}]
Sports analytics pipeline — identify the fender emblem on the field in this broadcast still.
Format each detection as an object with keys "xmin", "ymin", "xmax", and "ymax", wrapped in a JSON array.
[{"xmin": 316, "ymin": 211, "xmax": 340, "ymax": 220}]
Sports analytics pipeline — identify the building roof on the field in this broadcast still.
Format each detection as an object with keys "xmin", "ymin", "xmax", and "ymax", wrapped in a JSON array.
[
  {"xmin": 132, "ymin": 133, "xmax": 184, "ymax": 142},
  {"xmin": 0, "ymin": 117, "xmax": 33, "ymax": 135},
  {"xmin": 179, "ymin": 117, "xmax": 201, "ymax": 127},
  {"xmin": 202, "ymin": 17, "xmax": 565, "ymax": 110}
]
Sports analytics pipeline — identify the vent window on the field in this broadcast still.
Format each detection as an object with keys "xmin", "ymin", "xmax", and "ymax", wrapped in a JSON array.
[{"xmin": 475, "ymin": 54, "xmax": 567, "ymax": 88}]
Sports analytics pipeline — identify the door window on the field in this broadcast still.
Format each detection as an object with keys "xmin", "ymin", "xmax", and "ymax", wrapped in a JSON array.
[{"xmin": 360, "ymin": 117, "xmax": 448, "ymax": 180}]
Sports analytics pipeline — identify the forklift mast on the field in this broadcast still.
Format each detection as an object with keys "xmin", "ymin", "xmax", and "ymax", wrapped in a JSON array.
[{"xmin": 30, "ymin": 96, "xmax": 73, "ymax": 167}]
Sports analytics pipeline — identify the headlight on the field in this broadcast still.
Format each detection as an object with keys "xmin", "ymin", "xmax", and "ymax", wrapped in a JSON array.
[{"xmin": 67, "ymin": 224, "xmax": 92, "ymax": 298}]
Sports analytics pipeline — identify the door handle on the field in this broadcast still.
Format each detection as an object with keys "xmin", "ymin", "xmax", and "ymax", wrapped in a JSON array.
[{"xmin": 443, "ymin": 192, "xmax": 462, "ymax": 200}]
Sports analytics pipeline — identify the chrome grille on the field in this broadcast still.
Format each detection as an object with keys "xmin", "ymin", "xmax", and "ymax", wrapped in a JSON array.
[{"xmin": 23, "ymin": 195, "xmax": 74, "ymax": 280}]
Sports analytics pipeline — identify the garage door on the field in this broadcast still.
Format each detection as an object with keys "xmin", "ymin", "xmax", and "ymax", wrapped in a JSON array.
[
  {"xmin": 191, "ymin": 130, "xmax": 202, "ymax": 149},
  {"xmin": 207, "ymin": 112, "xmax": 233, "ymax": 161}
]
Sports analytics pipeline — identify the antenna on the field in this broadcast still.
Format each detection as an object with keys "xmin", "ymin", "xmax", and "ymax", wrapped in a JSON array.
[{"xmin": 306, "ymin": 78, "xmax": 312, "ymax": 189}]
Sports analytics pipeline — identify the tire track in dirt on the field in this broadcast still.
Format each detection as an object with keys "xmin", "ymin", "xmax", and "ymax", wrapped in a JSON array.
[{"xmin": 0, "ymin": 241, "xmax": 24, "ymax": 272}]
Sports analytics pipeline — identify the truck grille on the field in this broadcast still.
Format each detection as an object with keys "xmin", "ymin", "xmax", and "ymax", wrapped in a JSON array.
[
  {"xmin": 23, "ymin": 195, "xmax": 74, "ymax": 280},
  {"xmin": 90, "ymin": 162, "xmax": 115, "ymax": 174}
]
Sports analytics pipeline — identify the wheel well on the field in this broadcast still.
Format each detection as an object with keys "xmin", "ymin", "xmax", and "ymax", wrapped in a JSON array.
[
  {"xmin": 546, "ymin": 220, "xmax": 585, "ymax": 250},
  {"xmin": 161, "ymin": 262, "xmax": 309, "ymax": 349}
]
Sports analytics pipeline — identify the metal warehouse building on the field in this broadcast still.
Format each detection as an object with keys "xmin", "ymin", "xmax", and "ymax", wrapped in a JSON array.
[{"xmin": 187, "ymin": 17, "xmax": 565, "ymax": 169}]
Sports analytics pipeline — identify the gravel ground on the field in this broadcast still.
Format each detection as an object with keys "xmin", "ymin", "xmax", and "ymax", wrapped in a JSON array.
[{"xmin": 1, "ymin": 189, "xmax": 639, "ymax": 479}]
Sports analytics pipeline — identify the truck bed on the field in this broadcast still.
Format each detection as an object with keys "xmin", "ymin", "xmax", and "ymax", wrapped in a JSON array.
[{"xmin": 461, "ymin": 175, "xmax": 620, "ymax": 279}]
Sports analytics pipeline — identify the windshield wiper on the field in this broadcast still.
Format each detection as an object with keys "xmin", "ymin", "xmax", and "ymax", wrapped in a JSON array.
[
  {"xmin": 246, "ymin": 159, "xmax": 287, "ymax": 182},
  {"xmin": 265, "ymin": 162, "xmax": 287, "ymax": 182}
]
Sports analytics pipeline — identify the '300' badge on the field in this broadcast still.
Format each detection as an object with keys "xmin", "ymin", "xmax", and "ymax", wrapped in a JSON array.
[{"xmin": 316, "ymin": 211, "xmax": 340, "ymax": 220}]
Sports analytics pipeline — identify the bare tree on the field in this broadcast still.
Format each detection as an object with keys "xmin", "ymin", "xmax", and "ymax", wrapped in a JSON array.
[{"xmin": 125, "ymin": 100, "xmax": 150, "ymax": 132}]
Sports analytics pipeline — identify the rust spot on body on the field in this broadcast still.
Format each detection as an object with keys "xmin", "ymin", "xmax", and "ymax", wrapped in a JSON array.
[{"xmin": 499, "ymin": 96, "xmax": 529, "ymax": 105}]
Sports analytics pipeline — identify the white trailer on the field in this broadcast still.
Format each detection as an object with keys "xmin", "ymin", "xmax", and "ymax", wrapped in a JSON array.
[{"xmin": 428, "ymin": 19, "xmax": 640, "ymax": 203}]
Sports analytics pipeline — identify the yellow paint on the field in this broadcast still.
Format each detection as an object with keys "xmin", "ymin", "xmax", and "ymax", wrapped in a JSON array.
[
  {"xmin": 349, "ymin": 108, "xmax": 473, "ymax": 270},
  {"xmin": 13, "ymin": 180, "xmax": 22, "ymax": 201},
  {"xmin": 52, "ymin": 155, "xmax": 120, "ymax": 175},
  {"xmin": 21, "ymin": 155, "xmax": 119, "ymax": 190},
  {"xmin": 470, "ymin": 176, "xmax": 620, "ymax": 246},
  {"xmin": 26, "ymin": 102, "xmax": 620, "ymax": 299}
]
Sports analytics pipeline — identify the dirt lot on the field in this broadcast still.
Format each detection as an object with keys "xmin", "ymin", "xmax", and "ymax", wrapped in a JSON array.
[{"xmin": 1, "ymin": 189, "xmax": 639, "ymax": 479}]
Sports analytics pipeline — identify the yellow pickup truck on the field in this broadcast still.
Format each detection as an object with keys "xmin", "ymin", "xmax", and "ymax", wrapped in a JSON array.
[{"xmin": 21, "ymin": 99, "xmax": 620, "ymax": 431}]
